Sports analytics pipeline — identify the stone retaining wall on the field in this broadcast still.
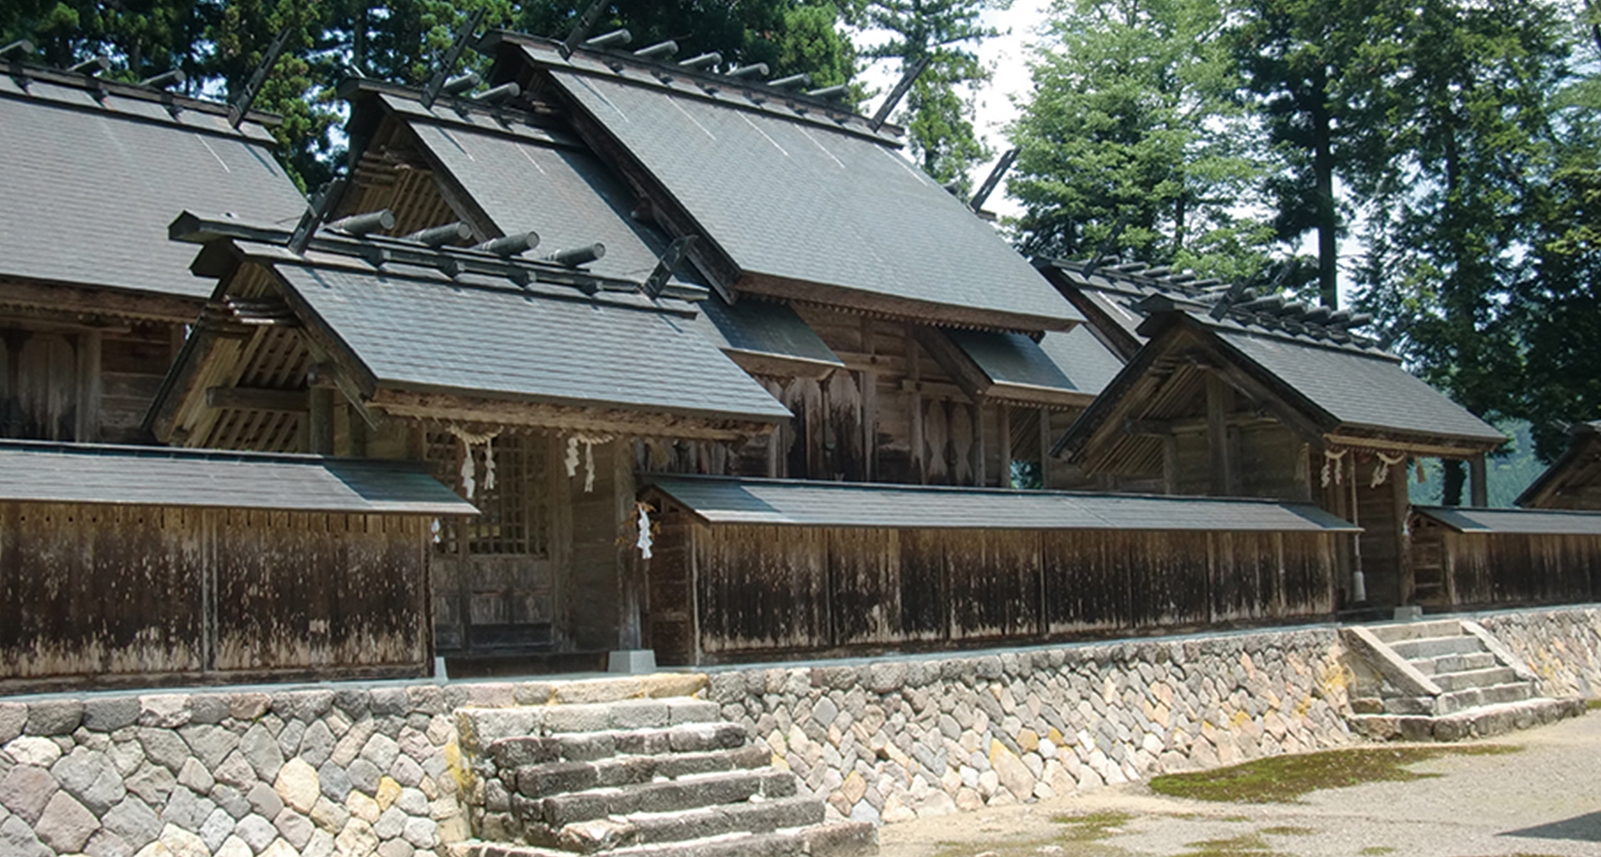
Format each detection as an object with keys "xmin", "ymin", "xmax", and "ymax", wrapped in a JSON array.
[
  {"xmin": 709, "ymin": 627, "xmax": 1359, "ymax": 826},
  {"xmin": 1477, "ymin": 605, "xmax": 1601, "ymax": 699},
  {"xmin": 1, "ymin": 607, "xmax": 1597, "ymax": 855}
]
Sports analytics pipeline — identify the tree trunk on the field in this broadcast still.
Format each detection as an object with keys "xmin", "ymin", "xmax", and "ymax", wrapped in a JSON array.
[
  {"xmin": 1311, "ymin": 66, "xmax": 1338, "ymax": 308},
  {"xmin": 1441, "ymin": 458, "xmax": 1465, "ymax": 506}
]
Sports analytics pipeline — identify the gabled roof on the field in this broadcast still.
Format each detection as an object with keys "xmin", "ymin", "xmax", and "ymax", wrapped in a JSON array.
[
  {"xmin": 1515, "ymin": 422, "xmax": 1601, "ymax": 509},
  {"xmin": 1414, "ymin": 505, "xmax": 1601, "ymax": 536},
  {"xmin": 645, "ymin": 475, "xmax": 1359, "ymax": 532},
  {"xmin": 150, "ymin": 216, "xmax": 789, "ymax": 444},
  {"xmin": 0, "ymin": 439, "xmax": 475, "ymax": 515},
  {"xmin": 1044, "ymin": 259, "xmax": 1505, "ymax": 460},
  {"xmin": 950, "ymin": 326, "xmax": 1124, "ymax": 401},
  {"xmin": 0, "ymin": 64, "xmax": 306, "ymax": 306},
  {"xmin": 492, "ymin": 36, "xmax": 1083, "ymax": 332}
]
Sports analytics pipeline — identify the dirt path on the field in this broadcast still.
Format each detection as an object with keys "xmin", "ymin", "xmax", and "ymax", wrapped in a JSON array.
[{"xmin": 879, "ymin": 709, "xmax": 1601, "ymax": 857}]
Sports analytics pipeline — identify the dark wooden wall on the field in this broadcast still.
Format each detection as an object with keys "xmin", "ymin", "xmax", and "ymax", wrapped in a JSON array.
[
  {"xmin": 643, "ymin": 513, "xmax": 1337, "ymax": 664},
  {"xmin": 1411, "ymin": 523, "xmax": 1599, "ymax": 609},
  {"xmin": 1, "ymin": 321, "xmax": 180, "ymax": 444},
  {"xmin": 0, "ymin": 501, "xmax": 431, "ymax": 692}
]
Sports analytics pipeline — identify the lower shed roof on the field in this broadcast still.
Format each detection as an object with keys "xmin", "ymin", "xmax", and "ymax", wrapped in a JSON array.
[
  {"xmin": 645, "ymin": 476, "xmax": 1358, "ymax": 533},
  {"xmin": 0, "ymin": 440, "xmax": 476, "ymax": 515},
  {"xmin": 1414, "ymin": 506, "xmax": 1601, "ymax": 536}
]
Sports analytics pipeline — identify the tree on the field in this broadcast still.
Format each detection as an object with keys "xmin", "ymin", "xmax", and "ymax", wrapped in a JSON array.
[
  {"xmin": 848, "ymin": 0, "xmax": 1001, "ymax": 193},
  {"xmin": 1007, "ymin": 0, "xmax": 1273, "ymax": 282},
  {"xmin": 1352, "ymin": 0, "xmax": 1575, "ymax": 502}
]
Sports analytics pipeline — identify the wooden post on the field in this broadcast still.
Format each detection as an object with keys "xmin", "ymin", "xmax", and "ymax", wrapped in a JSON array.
[
  {"xmin": 1038, "ymin": 408, "xmax": 1052, "ymax": 488},
  {"xmin": 972, "ymin": 403, "xmax": 987, "ymax": 487},
  {"xmin": 909, "ymin": 326, "xmax": 925, "ymax": 484},
  {"xmin": 1394, "ymin": 457, "xmax": 1414, "ymax": 604},
  {"xmin": 617, "ymin": 443, "xmax": 642, "ymax": 651},
  {"xmin": 308, "ymin": 388, "xmax": 335, "ymax": 455},
  {"xmin": 1205, "ymin": 374, "xmax": 1233, "ymax": 496},
  {"xmin": 998, "ymin": 405, "xmax": 1012, "ymax": 488},
  {"xmin": 74, "ymin": 330, "xmax": 101, "ymax": 442},
  {"xmin": 1469, "ymin": 453, "xmax": 1488, "ymax": 507},
  {"xmin": 1162, "ymin": 435, "xmax": 1179, "ymax": 495}
]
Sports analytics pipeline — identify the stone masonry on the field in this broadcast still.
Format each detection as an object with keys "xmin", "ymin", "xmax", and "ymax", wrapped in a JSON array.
[{"xmin": 1, "ymin": 606, "xmax": 1597, "ymax": 855}]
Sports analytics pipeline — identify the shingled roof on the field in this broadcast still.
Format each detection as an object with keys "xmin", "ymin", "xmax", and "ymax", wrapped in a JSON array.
[
  {"xmin": 1515, "ymin": 422, "xmax": 1601, "ymax": 509},
  {"xmin": 0, "ymin": 439, "xmax": 475, "ymax": 515},
  {"xmin": 1042, "ymin": 259, "xmax": 1505, "ymax": 457},
  {"xmin": 149, "ymin": 215, "xmax": 791, "ymax": 447},
  {"xmin": 0, "ymin": 63, "xmax": 306, "ymax": 306},
  {"xmin": 485, "ymin": 34, "xmax": 1083, "ymax": 333},
  {"xmin": 645, "ymin": 474, "xmax": 1359, "ymax": 532}
]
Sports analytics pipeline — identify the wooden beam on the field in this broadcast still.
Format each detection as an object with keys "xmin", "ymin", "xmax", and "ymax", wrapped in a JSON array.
[
  {"xmin": 371, "ymin": 388, "xmax": 776, "ymax": 441},
  {"xmin": 911, "ymin": 325, "xmax": 989, "ymax": 404},
  {"xmin": 206, "ymin": 386, "xmax": 309, "ymax": 412},
  {"xmin": 0, "ymin": 276, "xmax": 203, "ymax": 323}
]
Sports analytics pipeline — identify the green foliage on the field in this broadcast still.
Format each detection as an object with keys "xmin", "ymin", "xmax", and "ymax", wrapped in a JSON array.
[
  {"xmin": 848, "ymin": 0, "xmax": 1002, "ymax": 191},
  {"xmin": 1008, "ymin": 0, "xmax": 1273, "ymax": 283}
]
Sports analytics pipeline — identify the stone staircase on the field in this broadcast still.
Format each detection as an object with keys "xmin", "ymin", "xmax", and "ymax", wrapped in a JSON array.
[
  {"xmin": 449, "ymin": 697, "xmax": 876, "ymax": 856},
  {"xmin": 1341, "ymin": 619, "xmax": 1585, "ymax": 741}
]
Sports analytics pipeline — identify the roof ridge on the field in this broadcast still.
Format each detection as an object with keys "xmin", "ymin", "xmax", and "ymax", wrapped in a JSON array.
[{"xmin": 0, "ymin": 60, "xmax": 281, "ymax": 131}]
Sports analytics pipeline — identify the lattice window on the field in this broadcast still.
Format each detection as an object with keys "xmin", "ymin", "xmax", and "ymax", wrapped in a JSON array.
[{"xmin": 426, "ymin": 431, "xmax": 548, "ymax": 557}]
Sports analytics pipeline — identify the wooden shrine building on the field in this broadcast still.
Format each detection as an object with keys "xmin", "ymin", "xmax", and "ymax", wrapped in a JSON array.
[
  {"xmin": 334, "ymin": 33, "xmax": 1123, "ymax": 491},
  {"xmin": 1042, "ymin": 259, "xmax": 1508, "ymax": 612},
  {"xmin": 1516, "ymin": 422, "xmax": 1601, "ymax": 510},
  {"xmin": 0, "ymin": 439, "xmax": 475, "ymax": 693},
  {"xmin": 145, "ymin": 214, "xmax": 790, "ymax": 666},
  {"xmin": 0, "ymin": 58, "xmax": 304, "ymax": 443}
]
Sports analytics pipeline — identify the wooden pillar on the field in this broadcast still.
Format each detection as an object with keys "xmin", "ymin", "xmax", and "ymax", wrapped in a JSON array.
[
  {"xmin": 1162, "ymin": 435, "xmax": 1179, "ymax": 495},
  {"xmin": 1205, "ymin": 374, "xmax": 1234, "ymax": 496},
  {"xmin": 967, "ymin": 400, "xmax": 979, "ymax": 486},
  {"xmin": 909, "ymin": 326, "xmax": 925, "ymax": 484},
  {"xmin": 998, "ymin": 405, "xmax": 1012, "ymax": 488},
  {"xmin": 1394, "ymin": 456, "xmax": 1415, "ymax": 604},
  {"xmin": 74, "ymin": 330, "xmax": 101, "ymax": 442},
  {"xmin": 308, "ymin": 387, "xmax": 335, "ymax": 455},
  {"xmin": 1038, "ymin": 407, "xmax": 1052, "ymax": 488},
  {"xmin": 617, "ymin": 442, "xmax": 642, "ymax": 651},
  {"xmin": 1469, "ymin": 453, "xmax": 1488, "ymax": 507}
]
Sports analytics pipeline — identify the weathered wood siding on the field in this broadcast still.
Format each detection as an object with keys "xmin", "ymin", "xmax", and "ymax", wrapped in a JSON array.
[
  {"xmin": 0, "ymin": 501, "xmax": 430, "ymax": 692},
  {"xmin": 2, "ymin": 322, "xmax": 181, "ymax": 443},
  {"xmin": 1411, "ymin": 524, "xmax": 1599, "ymax": 609},
  {"xmin": 647, "ymin": 516, "xmax": 1339, "ymax": 664}
]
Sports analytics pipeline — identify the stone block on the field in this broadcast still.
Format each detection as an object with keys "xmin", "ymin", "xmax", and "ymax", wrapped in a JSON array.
[
  {"xmin": 103, "ymin": 797, "xmax": 163, "ymax": 850},
  {"xmin": 273, "ymin": 808, "xmax": 314, "ymax": 850},
  {"xmin": 239, "ymin": 723, "xmax": 284, "ymax": 782},
  {"xmin": 553, "ymin": 677, "xmax": 641, "ymax": 705},
  {"xmin": 309, "ymin": 796, "xmax": 348, "ymax": 834},
  {"xmin": 0, "ymin": 705, "xmax": 26, "ymax": 746},
  {"xmin": 542, "ymin": 705, "xmax": 610, "ymax": 735},
  {"xmin": 229, "ymin": 695, "xmax": 271, "ymax": 722},
  {"xmin": 361, "ymin": 733, "xmax": 401, "ymax": 773},
  {"xmin": 198, "ymin": 807, "xmax": 236, "ymax": 851},
  {"xmin": 83, "ymin": 828, "xmax": 132, "ymax": 857},
  {"xmin": 0, "ymin": 765, "xmax": 59, "ymax": 824},
  {"xmin": 178, "ymin": 724, "xmax": 239, "ymax": 770},
  {"xmin": 214, "ymin": 750, "xmax": 259, "ymax": 790},
  {"xmin": 390, "ymin": 755, "xmax": 425, "ymax": 788},
  {"xmin": 347, "ymin": 758, "xmax": 383, "ymax": 796},
  {"xmin": 137, "ymin": 697, "xmax": 190, "ymax": 730},
  {"xmin": 176, "ymin": 758, "xmax": 214, "ymax": 795},
  {"xmin": 84, "ymin": 698, "xmax": 142, "ymax": 733},
  {"xmin": 334, "ymin": 818, "xmax": 378, "ymax": 856},
  {"xmin": 373, "ymin": 805, "xmax": 406, "ymax": 839},
  {"xmin": 346, "ymin": 790, "xmax": 381, "ymax": 824},
  {"xmin": 26, "ymin": 700, "xmax": 84, "ymax": 736},
  {"xmin": 401, "ymin": 816, "xmax": 438, "ymax": 849},
  {"xmin": 6, "ymin": 736, "xmax": 62, "ymax": 768},
  {"xmin": 233, "ymin": 813, "xmax": 278, "ymax": 854},
  {"xmin": 317, "ymin": 761, "xmax": 353, "ymax": 803},
  {"xmin": 246, "ymin": 781, "xmax": 283, "ymax": 820},
  {"xmin": 54, "ymin": 745, "xmax": 127, "ymax": 815},
  {"xmin": 36, "ymin": 790, "xmax": 100, "ymax": 853},
  {"xmin": 123, "ymin": 762, "xmax": 175, "ymax": 809},
  {"xmin": 377, "ymin": 839, "xmax": 414, "ymax": 857},
  {"xmin": 277, "ymin": 691, "xmax": 335, "ymax": 723},
  {"xmin": 640, "ymin": 673, "xmax": 707, "ymax": 699},
  {"xmin": 0, "ymin": 815, "xmax": 49, "ymax": 857}
]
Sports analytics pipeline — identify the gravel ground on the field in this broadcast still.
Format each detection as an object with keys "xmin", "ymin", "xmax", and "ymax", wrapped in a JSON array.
[{"xmin": 879, "ymin": 708, "xmax": 1601, "ymax": 857}]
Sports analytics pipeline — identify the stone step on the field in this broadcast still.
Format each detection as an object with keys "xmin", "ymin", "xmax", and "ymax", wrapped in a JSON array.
[
  {"xmin": 457, "ymin": 819, "xmax": 877, "ymax": 857},
  {"xmin": 530, "ymin": 795, "xmax": 827, "ymax": 852},
  {"xmin": 1389, "ymin": 635, "xmax": 1487, "ymax": 661},
  {"xmin": 1436, "ymin": 682, "xmax": 1536, "ymax": 715},
  {"xmin": 514, "ymin": 745, "xmax": 774, "ymax": 798},
  {"xmin": 1348, "ymin": 695, "xmax": 1585, "ymax": 743},
  {"xmin": 1367, "ymin": 619, "xmax": 1465, "ymax": 644},
  {"xmin": 1430, "ymin": 666, "xmax": 1521, "ymax": 692},
  {"xmin": 490, "ymin": 722, "xmax": 752, "ymax": 770},
  {"xmin": 516, "ymin": 769, "xmax": 800, "ymax": 828},
  {"xmin": 1410, "ymin": 651, "xmax": 1498, "ymax": 676},
  {"xmin": 465, "ymin": 699, "xmax": 723, "ymax": 745}
]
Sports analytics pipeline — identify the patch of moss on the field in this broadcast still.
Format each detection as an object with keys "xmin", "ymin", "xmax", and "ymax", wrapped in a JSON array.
[
  {"xmin": 1148, "ymin": 744, "xmax": 1520, "ymax": 803},
  {"xmin": 1585, "ymin": 698, "xmax": 1601, "ymax": 711},
  {"xmin": 1052, "ymin": 810, "xmax": 1135, "ymax": 842},
  {"xmin": 1259, "ymin": 825, "xmax": 1315, "ymax": 836},
  {"xmin": 1359, "ymin": 847, "xmax": 1396, "ymax": 855},
  {"xmin": 1175, "ymin": 834, "xmax": 1289, "ymax": 856}
]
